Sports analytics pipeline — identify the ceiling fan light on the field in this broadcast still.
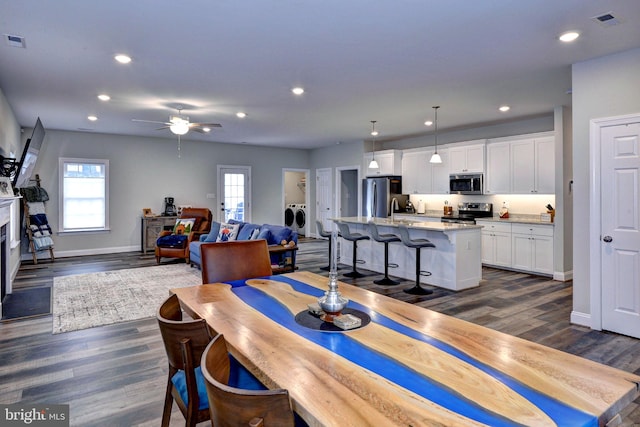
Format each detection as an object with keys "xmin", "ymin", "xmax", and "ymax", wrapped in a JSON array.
[{"xmin": 170, "ymin": 121, "xmax": 189, "ymax": 135}]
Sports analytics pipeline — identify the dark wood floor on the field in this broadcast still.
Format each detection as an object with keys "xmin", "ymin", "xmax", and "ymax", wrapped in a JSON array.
[{"xmin": 1, "ymin": 238, "xmax": 639, "ymax": 426}]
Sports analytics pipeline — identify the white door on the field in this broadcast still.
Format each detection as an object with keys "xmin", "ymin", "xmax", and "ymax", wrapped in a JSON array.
[
  {"xmin": 217, "ymin": 166, "xmax": 251, "ymax": 223},
  {"xmin": 601, "ymin": 121, "xmax": 640, "ymax": 338},
  {"xmin": 316, "ymin": 168, "xmax": 333, "ymax": 235}
]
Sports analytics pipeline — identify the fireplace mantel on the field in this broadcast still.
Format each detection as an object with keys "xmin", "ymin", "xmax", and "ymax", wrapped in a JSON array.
[{"xmin": 1, "ymin": 196, "xmax": 20, "ymax": 318}]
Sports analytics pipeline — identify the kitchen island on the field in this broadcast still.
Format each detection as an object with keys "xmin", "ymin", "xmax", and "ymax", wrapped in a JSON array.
[{"xmin": 333, "ymin": 217, "xmax": 483, "ymax": 291}]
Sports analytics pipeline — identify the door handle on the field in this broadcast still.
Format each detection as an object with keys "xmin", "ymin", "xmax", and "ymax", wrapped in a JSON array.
[{"xmin": 602, "ymin": 235, "xmax": 613, "ymax": 243}]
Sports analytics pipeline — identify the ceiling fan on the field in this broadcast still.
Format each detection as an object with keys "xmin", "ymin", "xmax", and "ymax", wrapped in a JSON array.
[
  {"xmin": 132, "ymin": 107, "xmax": 222, "ymax": 158},
  {"xmin": 132, "ymin": 107, "xmax": 222, "ymax": 135}
]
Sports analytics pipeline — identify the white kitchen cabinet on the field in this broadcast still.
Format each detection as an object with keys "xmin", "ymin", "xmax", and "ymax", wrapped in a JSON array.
[
  {"xmin": 511, "ymin": 224, "xmax": 554, "ymax": 275},
  {"xmin": 401, "ymin": 148, "xmax": 449, "ymax": 194},
  {"xmin": 485, "ymin": 142, "xmax": 511, "ymax": 194},
  {"xmin": 477, "ymin": 221, "xmax": 512, "ymax": 267},
  {"xmin": 511, "ymin": 137, "xmax": 555, "ymax": 194},
  {"xmin": 364, "ymin": 149, "xmax": 402, "ymax": 177},
  {"xmin": 448, "ymin": 142, "xmax": 485, "ymax": 174}
]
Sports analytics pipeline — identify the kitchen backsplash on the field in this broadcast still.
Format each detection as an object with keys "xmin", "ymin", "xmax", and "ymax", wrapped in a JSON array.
[{"xmin": 408, "ymin": 193, "xmax": 556, "ymax": 217}]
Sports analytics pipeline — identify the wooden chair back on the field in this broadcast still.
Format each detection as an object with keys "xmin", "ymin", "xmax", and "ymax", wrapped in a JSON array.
[
  {"xmin": 200, "ymin": 239, "xmax": 273, "ymax": 284},
  {"xmin": 156, "ymin": 294, "xmax": 214, "ymax": 426},
  {"xmin": 201, "ymin": 334, "xmax": 296, "ymax": 427}
]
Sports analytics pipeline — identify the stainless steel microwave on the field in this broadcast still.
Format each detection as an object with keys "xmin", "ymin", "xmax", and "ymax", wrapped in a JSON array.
[{"xmin": 449, "ymin": 173, "xmax": 483, "ymax": 195}]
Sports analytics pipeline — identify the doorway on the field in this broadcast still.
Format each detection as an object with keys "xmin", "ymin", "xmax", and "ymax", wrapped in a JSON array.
[
  {"xmin": 282, "ymin": 169, "xmax": 310, "ymax": 236},
  {"xmin": 336, "ymin": 167, "xmax": 360, "ymax": 218},
  {"xmin": 217, "ymin": 165, "xmax": 251, "ymax": 223},
  {"xmin": 590, "ymin": 113, "xmax": 640, "ymax": 339}
]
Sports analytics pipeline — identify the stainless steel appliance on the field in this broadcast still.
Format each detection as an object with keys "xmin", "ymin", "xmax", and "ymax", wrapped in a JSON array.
[
  {"xmin": 362, "ymin": 176, "xmax": 405, "ymax": 218},
  {"xmin": 449, "ymin": 173, "xmax": 483, "ymax": 195},
  {"xmin": 441, "ymin": 202, "xmax": 492, "ymax": 224},
  {"xmin": 163, "ymin": 197, "xmax": 176, "ymax": 216}
]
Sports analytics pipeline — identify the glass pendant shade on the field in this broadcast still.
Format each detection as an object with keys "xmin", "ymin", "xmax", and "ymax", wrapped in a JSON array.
[
  {"xmin": 368, "ymin": 158, "xmax": 379, "ymax": 169},
  {"xmin": 429, "ymin": 152, "xmax": 442, "ymax": 164},
  {"xmin": 369, "ymin": 120, "xmax": 379, "ymax": 168}
]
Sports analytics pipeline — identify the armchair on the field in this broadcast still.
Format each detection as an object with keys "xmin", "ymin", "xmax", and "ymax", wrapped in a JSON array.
[{"xmin": 155, "ymin": 208, "xmax": 212, "ymax": 264}]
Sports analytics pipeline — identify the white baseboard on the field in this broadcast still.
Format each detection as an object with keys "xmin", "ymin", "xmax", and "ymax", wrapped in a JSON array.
[
  {"xmin": 553, "ymin": 270, "xmax": 573, "ymax": 282},
  {"xmin": 21, "ymin": 245, "xmax": 141, "ymax": 261},
  {"xmin": 570, "ymin": 310, "xmax": 592, "ymax": 328}
]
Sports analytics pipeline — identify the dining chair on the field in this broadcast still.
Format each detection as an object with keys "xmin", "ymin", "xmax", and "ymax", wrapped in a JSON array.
[
  {"xmin": 201, "ymin": 333, "xmax": 296, "ymax": 427},
  {"xmin": 157, "ymin": 294, "xmax": 215, "ymax": 427},
  {"xmin": 200, "ymin": 239, "xmax": 273, "ymax": 284}
]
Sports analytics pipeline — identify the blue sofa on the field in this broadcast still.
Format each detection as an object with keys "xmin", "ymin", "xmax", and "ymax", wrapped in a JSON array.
[{"xmin": 189, "ymin": 220, "xmax": 298, "ymax": 269}]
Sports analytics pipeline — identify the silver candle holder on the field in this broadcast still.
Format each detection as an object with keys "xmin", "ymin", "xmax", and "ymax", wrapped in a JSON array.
[{"xmin": 318, "ymin": 229, "xmax": 348, "ymax": 322}]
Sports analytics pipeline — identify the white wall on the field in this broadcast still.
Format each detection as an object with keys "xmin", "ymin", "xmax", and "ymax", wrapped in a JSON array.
[
  {"xmin": 572, "ymin": 47, "xmax": 640, "ymax": 320},
  {"xmin": 30, "ymin": 129, "xmax": 310, "ymax": 256}
]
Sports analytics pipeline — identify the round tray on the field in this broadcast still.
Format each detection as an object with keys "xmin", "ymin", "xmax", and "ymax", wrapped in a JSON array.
[{"xmin": 294, "ymin": 308, "xmax": 371, "ymax": 332}]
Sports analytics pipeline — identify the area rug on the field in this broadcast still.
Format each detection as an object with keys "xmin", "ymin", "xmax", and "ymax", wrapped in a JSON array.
[{"xmin": 52, "ymin": 264, "xmax": 201, "ymax": 334}]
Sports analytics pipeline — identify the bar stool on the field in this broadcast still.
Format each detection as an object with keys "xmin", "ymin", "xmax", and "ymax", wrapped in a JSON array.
[
  {"xmin": 316, "ymin": 220, "xmax": 340, "ymax": 271},
  {"xmin": 336, "ymin": 222, "xmax": 370, "ymax": 278},
  {"xmin": 368, "ymin": 221, "xmax": 401, "ymax": 286},
  {"xmin": 397, "ymin": 225, "xmax": 435, "ymax": 295}
]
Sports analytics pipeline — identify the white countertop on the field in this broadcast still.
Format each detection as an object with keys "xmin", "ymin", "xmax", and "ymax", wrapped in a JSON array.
[
  {"xmin": 394, "ymin": 212, "xmax": 555, "ymax": 226},
  {"xmin": 332, "ymin": 216, "xmax": 483, "ymax": 231}
]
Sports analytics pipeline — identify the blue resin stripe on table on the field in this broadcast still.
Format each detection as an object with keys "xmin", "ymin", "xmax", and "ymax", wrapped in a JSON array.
[{"xmin": 230, "ymin": 276, "xmax": 596, "ymax": 427}]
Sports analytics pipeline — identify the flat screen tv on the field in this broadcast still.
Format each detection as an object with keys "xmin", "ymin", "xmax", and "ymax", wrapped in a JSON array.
[{"xmin": 13, "ymin": 117, "xmax": 45, "ymax": 189}]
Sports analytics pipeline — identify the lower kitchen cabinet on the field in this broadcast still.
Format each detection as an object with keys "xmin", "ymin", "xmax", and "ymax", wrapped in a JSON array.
[
  {"xmin": 511, "ymin": 224, "xmax": 554, "ymax": 275},
  {"xmin": 477, "ymin": 221, "xmax": 512, "ymax": 267},
  {"xmin": 477, "ymin": 221, "xmax": 554, "ymax": 276}
]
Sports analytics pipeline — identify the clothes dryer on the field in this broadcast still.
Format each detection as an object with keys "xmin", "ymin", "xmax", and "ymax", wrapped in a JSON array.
[{"xmin": 295, "ymin": 203, "xmax": 306, "ymax": 236}]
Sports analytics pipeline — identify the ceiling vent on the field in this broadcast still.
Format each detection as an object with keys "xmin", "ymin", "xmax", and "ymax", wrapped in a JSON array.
[
  {"xmin": 591, "ymin": 12, "xmax": 622, "ymax": 27},
  {"xmin": 4, "ymin": 34, "xmax": 26, "ymax": 48}
]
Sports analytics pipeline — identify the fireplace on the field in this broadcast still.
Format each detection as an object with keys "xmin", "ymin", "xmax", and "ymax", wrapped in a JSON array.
[{"xmin": 0, "ymin": 197, "xmax": 17, "ymax": 318}]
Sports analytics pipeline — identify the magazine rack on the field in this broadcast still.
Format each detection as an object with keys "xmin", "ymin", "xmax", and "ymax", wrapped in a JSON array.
[{"xmin": 20, "ymin": 174, "xmax": 54, "ymax": 264}]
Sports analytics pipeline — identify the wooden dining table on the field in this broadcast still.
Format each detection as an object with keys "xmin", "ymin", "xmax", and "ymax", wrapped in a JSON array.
[{"xmin": 171, "ymin": 271, "xmax": 640, "ymax": 427}]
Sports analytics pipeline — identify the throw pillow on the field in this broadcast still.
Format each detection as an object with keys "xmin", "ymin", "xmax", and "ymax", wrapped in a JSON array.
[
  {"xmin": 173, "ymin": 218, "xmax": 196, "ymax": 235},
  {"xmin": 249, "ymin": 228, "xmax": 261, "ymax": 240},
  {"xmin": 216, "ymin": 222, "xmax": 240, "ymax": 242}
]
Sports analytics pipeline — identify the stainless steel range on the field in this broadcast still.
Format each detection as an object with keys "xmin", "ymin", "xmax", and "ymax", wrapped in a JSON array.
[{"xmin": 441, "ymin": 202, "xmax": 493, "ymax": 224}]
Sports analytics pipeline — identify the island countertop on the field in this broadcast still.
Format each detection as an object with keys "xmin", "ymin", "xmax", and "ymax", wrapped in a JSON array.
[{"xmin": 334, "ymin": 216, "xmax": 483, "ymax": 231}]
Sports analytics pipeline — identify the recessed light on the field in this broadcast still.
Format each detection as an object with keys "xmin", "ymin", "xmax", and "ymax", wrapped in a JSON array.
[
  {"xmin": 97, "ymin": 94, "xmax": 111, "ymax": 101},
  {"xmin": 114, "ymin": 54, "xmax": 131, "ymax": 64},
  {"xmin": 236, "ymin": 112, "xmax": 247, "ymax": 118},
  {"xmin": 291, "ymin": 87, "xmax": 304, "ymax": 95},
  {"xmin": 499, "ymin": 105, "xmax": 510, "ymax": 112},
  {"xmin": 424, "ymin": 120, "xmax": 433, "ymax": 126},
  {"xmin": 559, "ymin": 31, "xmax": 580, "ymax": 42},
  {"xmin": 87, "ymin": 115, "xmax": 98, "ymax": 121}
]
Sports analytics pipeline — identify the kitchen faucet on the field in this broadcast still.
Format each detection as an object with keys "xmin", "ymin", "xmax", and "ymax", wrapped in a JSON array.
[{"xmin": 391, "ymin": 197, "xmax": 398, "ymax": 222}]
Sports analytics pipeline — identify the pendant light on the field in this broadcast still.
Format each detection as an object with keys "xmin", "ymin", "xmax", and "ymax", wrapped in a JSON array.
[
  {"xmin": 368, "ymin": 120, "xmax": 379, "ymax": 169},
  {"xmin": 429, "ymin": 106, "xmax": 442, "ymax": 164}
]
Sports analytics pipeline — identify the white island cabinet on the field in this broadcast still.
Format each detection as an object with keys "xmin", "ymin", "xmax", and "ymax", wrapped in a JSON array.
[{"xmin": 333, "ymin": 217, "xmax": 482, "ymax": 291}]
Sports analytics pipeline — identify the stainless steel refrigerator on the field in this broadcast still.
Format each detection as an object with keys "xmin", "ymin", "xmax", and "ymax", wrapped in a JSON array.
[{"xmin": 361, "ymin": 176, "xmax": 406, "ymax": 218}]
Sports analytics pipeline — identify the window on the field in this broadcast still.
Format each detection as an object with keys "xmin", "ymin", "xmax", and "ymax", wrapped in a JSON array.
[
  {"xmin": 217, "ymin": 165, "xmax": 251, "ymax": 223},
  {"xmin": 59, "ymin": 158, "xmax": 109, "ymax": 232}
]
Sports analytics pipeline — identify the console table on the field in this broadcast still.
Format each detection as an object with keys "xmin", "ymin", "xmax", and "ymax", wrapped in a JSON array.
[{"xmin": 141, "ymin": 215, "xmax": 177, "ymax": 254}]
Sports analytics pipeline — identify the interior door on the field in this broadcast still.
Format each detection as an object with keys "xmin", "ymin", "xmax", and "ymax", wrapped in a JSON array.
[
  {"xmin": 601, "ymin": 121, "xmax": 640, "ymax": 338},
  {"xmin": 316, "ymin": 168, "xmax": 332, "ymax": 235},
  {"xmin": 217, "ymin": 166, "xmax": 251, "ymax": 223}
]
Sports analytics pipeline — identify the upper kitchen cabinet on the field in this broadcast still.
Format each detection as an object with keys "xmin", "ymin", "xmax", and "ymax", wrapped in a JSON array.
[
  {"xmin": 511, "ymin": 136, "xmax": 555, "ymax": 194},
  {"xmin": 485, "ymin": 141, "xmax": 511, "ymax": 194},
  {"xmin": 364, "ymin": 149, "xmax": 402, "ymax": 177},
  {"xmin": 402, "ymin": 148, "xmax": 449, "ymax": 194},
  {"xmin": 448, "ymin": 140, "xmax": 485, "ymax": 174}
]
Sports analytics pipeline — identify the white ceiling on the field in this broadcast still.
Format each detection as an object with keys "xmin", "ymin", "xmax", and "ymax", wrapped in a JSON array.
[{"xmin": 1, "ymin": 1, "xmax": 640, "ymax": 149}]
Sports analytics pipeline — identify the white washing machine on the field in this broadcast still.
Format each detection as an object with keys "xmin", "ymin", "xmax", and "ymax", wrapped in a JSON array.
[
  {"xmin": 284, "ymin": 204, "xmax": 297, "ymax": 231},
  {"xmin": 295, "ymin": 203, "xmax": 306, "ymax": 236}
]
